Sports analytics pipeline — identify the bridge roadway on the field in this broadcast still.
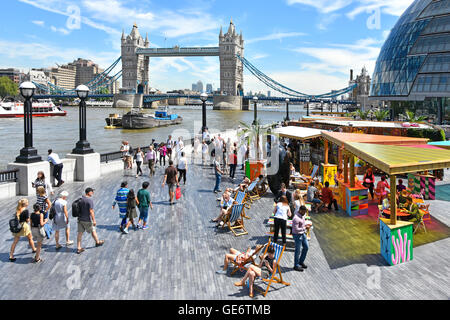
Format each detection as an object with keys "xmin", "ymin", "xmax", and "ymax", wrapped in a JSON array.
[
  {"xmin": 0, "ymin": 159, "xmax": 448, "ymax": 300},
  {"xmin": 34, "ymin": 94, "xmax": 357, "ymax": 105}
]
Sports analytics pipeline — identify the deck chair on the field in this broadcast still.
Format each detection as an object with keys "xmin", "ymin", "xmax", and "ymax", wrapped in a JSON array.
[
  {"xmin": 222, "ymin": 204, "xmax": 248, "ymax": 237},
  {"xmin": 253, "ymin": 240, "xmax": 290, "ymax": 297},
  {"xmin": 246, "ymin": 180, "xmax": 260, "ymax": 203},
  {"xmin": 419, "ymin": 204, "xmax": 431, "ymax": 222},
  {"xmin": 235, "ymin": 191, "xmax": 251, "ymax": 219},
  {"xmin": 303, "ymin": 164, "xmax": 319, "ymax": 181},
  {"xmin": 230, "ymin": 244, "xmax": 266, "ymax": 276}
]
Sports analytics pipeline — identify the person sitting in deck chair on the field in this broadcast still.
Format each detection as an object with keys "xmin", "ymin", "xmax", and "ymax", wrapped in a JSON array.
[
  {"xmin": 234, "ymin": 244, "xmax": 277, "ymax": 299},
  {"xmin": 211, "ymin": 192, "xmax": 236, "ymax": 226},
  {"xmin": 256, "ymin": 175, "xmax": 268, "ymax": 195},
  {"xmin": 216, "ymin": 244, "xmax": 264, "ymax": 275}
]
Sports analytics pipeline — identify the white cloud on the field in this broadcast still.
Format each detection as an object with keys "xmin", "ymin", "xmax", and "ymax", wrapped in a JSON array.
[
  {"xmin": 247, "ymin": 32, "xmax": 306, "ymax": 44},
  {"xmin": 294, "ymin": 37, "xmax": 382, "ymax": 77},
  {"xmin": 50, "ymin": 26, "xmax": 70, "ymax": 35},
  {"xmin": 287, "ymin": 0, "xmax": 414, "ymax": 17},
  {"xmin": 32, "ymin": 20, "xmax": 45, "ymax": 27}
]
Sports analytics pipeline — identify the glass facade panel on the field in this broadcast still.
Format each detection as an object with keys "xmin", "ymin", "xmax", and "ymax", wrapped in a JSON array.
[
  {"xmin": 419, "ymin": 0, "xmax": 450, "ymax": 19},
  {"xmin": 421, "ymin": 15, "xmax": 450, "ymax": 34},
  {"xmin": 370, "ymin": 0, "xmax": 450, "ymax": 99},
  {"xmin": 370, "ymin": 0, "xmax": 432, "ymax": 97},
  {"xmin": 410, "ymin": 34, "xmax": 450, "ymax": 54},
  {"xmin": 411, "ymin": 73, "xmax": 450, "ymax": 93}
]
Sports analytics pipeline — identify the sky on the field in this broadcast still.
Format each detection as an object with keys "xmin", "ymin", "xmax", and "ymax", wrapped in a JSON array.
[{"xmin": 0, "ymin": 0, "xmax": 415, "ymax": 95}]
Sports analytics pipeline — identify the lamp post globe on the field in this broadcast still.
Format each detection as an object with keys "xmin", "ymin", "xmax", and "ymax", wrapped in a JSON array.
[
  {"xmin": 19, "ymin": 81, "xmax": 36, "ymax": 99},
  {"xmin": 253, "ymin": 96, "xmax": 258, "ymax": 125},
  {"xmin": 15, "ymin": 82, "xmax": 42, "ymax": 163},
  {"xmin": 285, "ymin": 98, "xmax": 290, "ymax": 121},
  {"xmin": 200, "ymin": 92, "xmax": 208, "ymax": 132},
  {"xmin": 73, "ymin": 85, "xmax": 94, "ymax": 155}
]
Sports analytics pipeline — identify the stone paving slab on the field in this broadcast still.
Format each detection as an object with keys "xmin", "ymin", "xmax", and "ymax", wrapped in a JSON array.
[{"xmin": 0, "ymin": 160, "xmax": 449, "ymax": 300}]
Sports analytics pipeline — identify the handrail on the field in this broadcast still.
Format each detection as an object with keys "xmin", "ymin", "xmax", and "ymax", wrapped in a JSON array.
[{"xmin": 0, "ymin": 169, "xmax": 19, "ymax": 184}]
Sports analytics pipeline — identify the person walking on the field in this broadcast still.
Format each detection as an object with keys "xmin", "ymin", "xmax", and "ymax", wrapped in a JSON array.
[
  {"xmin": 158, "ymin": 143, "xmax": 167, "ymax": 168},
  {"xmin": 229, "ymin": 149, "xmax": 238, "ymax": 180},
  {"xmin": 76, "ymin": 188, "xmax": 104, "ymax": 254},
  {"xmin": 166, "ymin": 135, "xmax": 174, "ymax": 161},
  {"xmin": 137, "ymin": 182, "xmax": 153, "ymax": 229},
  {"xmin": 272, "ymin": 195, "xmax": 292, "ymax": 245},
  {"xmin": 53, "ymin": 191, "xmax": 73, "ymax": 249},
  {"xmin": 32, "ymin": 171, "xmax": 54, "ymax": 197},
  {"xmin": 292, "ymin": 205, "xmax": 310, "ymax": 272},
  {"xmin": 213, "ymin": 157, "xmax": 223, "ymax": 193},
  {"xmin": 120, "ymin": 141, "xmax": 132, "ymax": 171},
  {"xmin": 48, "ymin": 149, "xmax": 64, "ymax": 187},
  {"xmin": 134, "ymin": 147, "xmax": 144, "ymax": 177},
  {"xmin": 162, "ymin": 160, "xmax": 179, "ymax": 205},
  {"xmin": 175, "ymin": 137, "xmax": 185, "ymax": 164},
  {"xmin": 123, "ymin": 189, "xmax": 139, "ymax": 234},
  {"xmin": 30, "ymin": 203, "xmax": 47, "ymax": 263},
  {"xmin": 363, "ymin": 168, "xmax": 375, "ymax": 200},
  {"xmin": 9, "ymin": 199, "xmax": 36, "ymax": 262},
  {"xmin": 36, "ymin": 186, "xmax": 52, "ymax": 239},
  {"xmin": 112, "ymin": 182, "xmax": 130, "ymax": 232},
  {"xmin": 146, "ymin": 146, "xmax": 157, "ymax": 177},
  {"xmin": 178, "ymin": 152, "xmax": 188, "ymax": 185},
  {"xmin": 202, "ymin": 140, "xmax": 209, "ymax": 166}
]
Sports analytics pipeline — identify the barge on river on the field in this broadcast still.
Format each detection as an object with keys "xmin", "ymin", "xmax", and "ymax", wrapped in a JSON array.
[{"xmin": 121, "ymin": 106, "xmax": 183, "ymax": 130}]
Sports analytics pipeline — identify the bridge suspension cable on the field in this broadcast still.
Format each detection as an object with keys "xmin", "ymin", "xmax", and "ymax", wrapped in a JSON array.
[{"xmin": 237, "ymin": 54, "xmax": 356, "ymax": 100}]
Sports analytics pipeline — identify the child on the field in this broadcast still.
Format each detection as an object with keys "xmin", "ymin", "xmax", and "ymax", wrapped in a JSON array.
[
  {"xmin": 123, "ymin": 189, "xmax": 139, "ymax": 234},
  {"xmin": 30, "ymin": 203, "xmax": 48, "ymax": 263}
]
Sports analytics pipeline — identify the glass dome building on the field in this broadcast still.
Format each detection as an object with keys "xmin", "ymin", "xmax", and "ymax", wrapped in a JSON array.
[{"xmin": 370, "ymin": 0, "xmax": 450, "ymax": 124}]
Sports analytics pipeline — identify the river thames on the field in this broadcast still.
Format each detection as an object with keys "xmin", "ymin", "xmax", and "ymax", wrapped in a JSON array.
[{"xmin": 1, "ymin": 105, "xmax": 307, "ymax": 170}]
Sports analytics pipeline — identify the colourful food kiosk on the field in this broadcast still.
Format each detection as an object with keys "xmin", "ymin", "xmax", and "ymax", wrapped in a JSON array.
[
  {"xmin": 321, "ymin": 132, "xmax": 429, "ymax": 217},
  {"xmin": 342, "ymin": 142, "xmax": 450, "ymax": 266}
]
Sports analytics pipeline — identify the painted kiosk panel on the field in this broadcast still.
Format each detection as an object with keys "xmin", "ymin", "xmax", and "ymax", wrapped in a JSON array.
[{"xmin": 380, "ymin": 218, "xmax": 413, "ymax": 266}]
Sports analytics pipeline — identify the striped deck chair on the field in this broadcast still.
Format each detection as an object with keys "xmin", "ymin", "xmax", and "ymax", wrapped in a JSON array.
[
  {"xmin": 223, "ymin": 203, "xmax": 248, "ymax": 237},
  {"xmin": 231, "ymin": 244, "xmax": 266, "ymax": 275},
  {"xmin": 235, "ymin": 191, "xmax": 251, "ymax": 219},
  {"xmin": 247, "ymin": 180, "xmax": 261, "ymax": 203},
  {"xmin": 253, "ymin": 240, "xmax": 290, "ymax": 297},
  {"xmin": 304, "ymin": 164, "xmax": 319, "ymax": 181}
]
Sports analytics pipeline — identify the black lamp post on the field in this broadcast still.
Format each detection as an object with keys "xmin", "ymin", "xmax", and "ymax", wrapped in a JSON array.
[
  {"xmin": 253, "ymin": 96, "xmax": 258, "ymax": 125},
  {"xmin": 306, "ymin": 99, "xmax": 310, "ymax": 117},
  {"xmin": 72, "ymin": 85, "xmax": 94, "ymax": 154},
  {"xmin": 285, "ymin": 98, "xmax": 290, "ymax": 121},
  {"xmin": 15, "ymin": 82, "xmax": 42, "ymax": 163},
  {"xmin": 200, "ymin": 92, "xmax": 208, "ymax": 132}
]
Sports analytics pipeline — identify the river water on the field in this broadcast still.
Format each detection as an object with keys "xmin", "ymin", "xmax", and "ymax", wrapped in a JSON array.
[{"xmin": 1, "ymin": 105, "xmax": 307, "ymax": 170}]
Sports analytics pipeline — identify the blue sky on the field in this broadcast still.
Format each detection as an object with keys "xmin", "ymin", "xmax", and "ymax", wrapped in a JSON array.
[{"xmin": 1, "ymin": 0, "xmax": 414, "ymax": 95}]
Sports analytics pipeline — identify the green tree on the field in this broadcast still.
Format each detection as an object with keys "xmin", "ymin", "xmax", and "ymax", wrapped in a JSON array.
[
  {"xmin": 374, "ymin": 109, "xmax": 390, "ymax": 121},
  {"xmin": 0, "ymin": 76, "xmax": 18, "ymax": 98},
  {"xmin": 356, "ymin": 109, "xmax": 369, "ymax": 120},
  {"xmin": 402, "ymin": 110, "xmax": 427, "ymax": 122},
  {"xmin": 238, "ymin": 119, "xmax": 266, "ymax": 161}
]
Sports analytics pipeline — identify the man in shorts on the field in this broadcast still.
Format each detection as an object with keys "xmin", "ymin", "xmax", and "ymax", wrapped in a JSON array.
[
  {"xmin": 162, "ymin": 160, "xmax": 179, "ymax": 205},
  {"xmin": 76, "ymin": 187, "xmax": 105, "ymax": 254}
]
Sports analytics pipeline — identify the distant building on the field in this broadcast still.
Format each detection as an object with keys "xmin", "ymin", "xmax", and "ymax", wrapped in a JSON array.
[
  {"xmin": 206, "ymin": 83, "xmax": 213, "ymax": 93},
  {"xmin": 192, "ymin": 83, "xmax": 198, "ymax": 92},
  {"xmin": 349, "ymin": 67, "xmax": 379, "ymax": 110},
  {"xmin": 0, "ymin": 68, "xmax": 24, "ymax": 84},
  {"xmin": 267, "ymin": 91, "xmax": 271, "ymax": 97},
  {"xmin": 48, "ymin": 65, "xmax": 76, "ymax": 91},
  {"xmin": 197, "ymin": 80, "xmax": 204, "ymax": 93},
  {"xmin": 68, "ymin": 58, "xmax": 104, "ymax": 88}
]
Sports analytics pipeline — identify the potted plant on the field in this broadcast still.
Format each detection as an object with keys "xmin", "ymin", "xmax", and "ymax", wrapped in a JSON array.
[{"xmin": 238, "ymin": 120, "xmax": 266, "ymax": 180}]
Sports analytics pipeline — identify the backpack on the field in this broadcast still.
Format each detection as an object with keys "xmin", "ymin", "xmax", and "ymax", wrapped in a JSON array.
[
  {"xmin": 49, "ymin": 200, "xmax": 57, "ymax": 220},
  {"xmin": 72, "ymin": 198, "xmax": 82, "ymax": 218},
  {"xmin": 9, "ymin": 216, "xmax": 22, "ymax": 234}
]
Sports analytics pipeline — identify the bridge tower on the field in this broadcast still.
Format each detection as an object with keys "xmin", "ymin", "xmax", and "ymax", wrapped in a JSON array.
[
  {"xmin": 120, "ymin": 23, "xmax": 149, "ymax": 95},
  {"xmin": 219, "ymin": 19, "xmax": 244, "ymax": 96}
]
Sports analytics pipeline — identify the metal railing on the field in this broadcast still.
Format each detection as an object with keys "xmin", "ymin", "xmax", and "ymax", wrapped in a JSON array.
[
  {"xmin": 100, "ymin": 146, "xmax": 151, "ymax": 163},
  {"xmin": 0, "ymin": 169, "xmax": 19, "ymax": 184}
]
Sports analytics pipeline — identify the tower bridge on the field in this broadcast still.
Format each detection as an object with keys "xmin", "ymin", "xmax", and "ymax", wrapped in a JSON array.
[{"xmin": 34, "ymin": 20, "xmax": 357, "ymax": 108}]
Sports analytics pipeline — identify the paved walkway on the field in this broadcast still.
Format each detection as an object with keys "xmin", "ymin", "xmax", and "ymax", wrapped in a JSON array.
[{"xmin": 0, "ymin": 160, "xmax": 449, "ymax": 300}]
